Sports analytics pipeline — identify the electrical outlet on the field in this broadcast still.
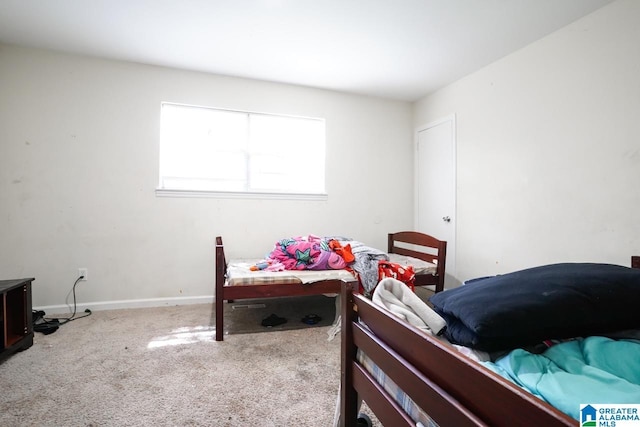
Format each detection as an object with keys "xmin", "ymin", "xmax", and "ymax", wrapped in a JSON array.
[{"xmin": 78, "ymin": 268, "xmax": 88, "ymax": 281}]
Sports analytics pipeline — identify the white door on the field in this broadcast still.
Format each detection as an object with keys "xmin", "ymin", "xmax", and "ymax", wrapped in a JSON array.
[{"xmin": 416, "ymin": 115, "xmax": 456, "ymax": 285}]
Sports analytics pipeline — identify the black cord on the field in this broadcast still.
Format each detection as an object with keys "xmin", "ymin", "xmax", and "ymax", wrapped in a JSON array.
[{"xmin": 44, "ymin": 276, "xmax": 92, "ymax": 325}]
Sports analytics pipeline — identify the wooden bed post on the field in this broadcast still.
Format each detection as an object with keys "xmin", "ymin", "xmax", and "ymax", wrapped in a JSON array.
[
  {"xmin": 435, "ymin": 240, "xmax": 446, "ymax": 293},
  {"xmin": 215, "ymin": 236, "xmax": 225, "ymax": 342},
  {"xmin": 340, "ymin": 281, "xmax": 358, "ymax": 427}
]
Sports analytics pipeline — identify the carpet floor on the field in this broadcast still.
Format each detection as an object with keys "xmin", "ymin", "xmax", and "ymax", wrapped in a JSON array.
[{"xmin": 0, "ymin": 297, "xmax": 354, "ymax": 426}]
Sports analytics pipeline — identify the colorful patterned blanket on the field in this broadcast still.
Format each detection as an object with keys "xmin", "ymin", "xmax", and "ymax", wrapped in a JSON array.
[{"xmin": 267, "ymin": 235, "xmax": 351, "ymax": 270}]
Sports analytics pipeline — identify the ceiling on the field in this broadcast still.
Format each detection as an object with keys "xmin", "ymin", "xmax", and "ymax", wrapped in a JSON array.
[{"xmin": 0, "ymin": 0, "xmax": 613, "ymax": 101}]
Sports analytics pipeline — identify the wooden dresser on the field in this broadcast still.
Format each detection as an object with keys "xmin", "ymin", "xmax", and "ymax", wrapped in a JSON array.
[{"xmin": 0, "ymin": 278, "xmax": 34, "ymax": 363}]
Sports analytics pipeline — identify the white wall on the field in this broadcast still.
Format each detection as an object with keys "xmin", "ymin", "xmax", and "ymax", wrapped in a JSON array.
[
  {"xmin": 414, "ymin": 0, "xmax": 640, "ymax": 283},
  {"xmin": 0, "ymin": 44, "xmax": 413, "ymax": 309}
]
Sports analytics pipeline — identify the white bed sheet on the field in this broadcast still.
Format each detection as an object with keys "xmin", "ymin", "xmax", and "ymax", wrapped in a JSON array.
[{"xmin": 226, "ymin": 255, "xmax": 436, "ymax": 287}]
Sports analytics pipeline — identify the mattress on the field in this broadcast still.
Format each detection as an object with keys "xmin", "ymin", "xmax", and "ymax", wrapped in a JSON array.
[
  {"xmin": 225, "ymin": 259, "xmax": 357, "ymax": 286},
  {"xmin": 225, "ymin": 255, "xmax": 437, "ymax": 287}
]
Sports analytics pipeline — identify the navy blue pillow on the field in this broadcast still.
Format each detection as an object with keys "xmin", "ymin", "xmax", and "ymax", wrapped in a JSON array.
[{"xmin": 429, "ymin": 263, "xmax": 640, "ymax": 352}]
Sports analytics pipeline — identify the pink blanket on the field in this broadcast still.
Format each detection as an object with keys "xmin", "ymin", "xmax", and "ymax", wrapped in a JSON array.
[{"xmin": 268, "ymin": 235, "xmax": 348, "ymax": 270}]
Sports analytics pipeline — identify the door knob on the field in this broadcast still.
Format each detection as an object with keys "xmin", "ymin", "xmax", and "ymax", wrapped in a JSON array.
[{"xmin": 442, "ymin": 216, "xmax": 451, "ymax": 223}]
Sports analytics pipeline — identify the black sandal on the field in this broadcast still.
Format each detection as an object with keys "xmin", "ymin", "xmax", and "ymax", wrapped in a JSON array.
[
  {"xmin": 261, "ymin": 313, "xmax": 287, "ymax": 327},
  {"xmin": 301, "ymin": 314, "xmax": 322, "ymax": 325}
]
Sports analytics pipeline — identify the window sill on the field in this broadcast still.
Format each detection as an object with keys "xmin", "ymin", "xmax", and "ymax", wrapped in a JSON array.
[{"xmin": 155, "ymin": 188, "xmax": 328, "ymax": 201}]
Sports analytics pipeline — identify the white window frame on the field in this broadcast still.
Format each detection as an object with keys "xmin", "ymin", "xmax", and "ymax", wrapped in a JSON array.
[{"xmin": 156, "ymin": 102, "xmax": 327, "ymax": 200}]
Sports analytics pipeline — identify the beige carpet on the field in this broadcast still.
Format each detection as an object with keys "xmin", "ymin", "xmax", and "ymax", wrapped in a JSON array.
[{"xmin": 0, "ymin": 300, "xmax": 351, "ymax": 426}]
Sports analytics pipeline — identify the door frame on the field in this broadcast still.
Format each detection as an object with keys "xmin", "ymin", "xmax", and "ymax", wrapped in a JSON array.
[{"xmin": 414, "ymin": 114, "xmax": 457, "ymax": 281}]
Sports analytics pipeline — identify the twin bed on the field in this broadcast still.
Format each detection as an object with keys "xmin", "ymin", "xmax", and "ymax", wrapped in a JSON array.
[
  {"xmin": 214, "ymin": 231, "xmax": 447, "ymax": 341},
  {"xmin": 340, "ymin": 256, "xmax": 640, "ymax": 426}
]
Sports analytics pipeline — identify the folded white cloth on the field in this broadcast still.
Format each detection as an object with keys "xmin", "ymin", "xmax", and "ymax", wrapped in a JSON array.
[{"xmin": 372, "ymin": 278, "xmax": 446, "ymax": 335}]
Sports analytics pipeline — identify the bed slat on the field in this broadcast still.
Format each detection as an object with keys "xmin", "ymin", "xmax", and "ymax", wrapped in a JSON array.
[
  {"xmin": 352, "ymin": 363, "xmax": 415, "ymax": 427},
  {"xmin": 222, "ymin": 280, "xmax": 346, "ymax": 300},
  {"xmin": 352, "ymin": 323, "xmax": 486, "ymax": 427}
]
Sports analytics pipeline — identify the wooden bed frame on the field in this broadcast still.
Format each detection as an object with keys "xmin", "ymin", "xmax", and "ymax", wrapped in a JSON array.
[
  {"xmin": 339, "ymin": 256, "xmax": 640, "ymax": 426},
  {"xmin": 388, "ymin": 231, "xmax": 447, "ymax": 293},
  {"xmin": 214, "ymin": 232, "xmax": 447, "ymax": 341}
]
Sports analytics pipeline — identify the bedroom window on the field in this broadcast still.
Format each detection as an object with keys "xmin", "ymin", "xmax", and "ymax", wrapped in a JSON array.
[{"xmin": 157, "ymin": 103, "xmax": 326, "ymax": 199}]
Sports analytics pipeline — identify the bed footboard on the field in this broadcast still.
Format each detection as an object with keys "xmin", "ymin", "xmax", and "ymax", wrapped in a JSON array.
[{"xmin": 339, "ymin": 281, "xmax": 575, "ymax": 427}]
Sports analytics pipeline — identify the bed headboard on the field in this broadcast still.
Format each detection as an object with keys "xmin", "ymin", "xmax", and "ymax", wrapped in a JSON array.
[
  {"xmin": 633, "ymin": 256, "xmax": 640, "ymax": 269},
  {"xmin": 388, "ymin": 231, "xmax": 447, "ymax": 293}
]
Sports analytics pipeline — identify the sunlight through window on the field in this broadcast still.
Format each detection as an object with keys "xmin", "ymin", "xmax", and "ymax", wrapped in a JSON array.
[{"xmin": 159, "ymin": 103, "xmax": 326, "ymax": 196}]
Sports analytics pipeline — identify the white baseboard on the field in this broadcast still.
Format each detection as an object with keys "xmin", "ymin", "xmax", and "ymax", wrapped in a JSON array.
[{"xmin": 34, "ymin": 295, "xmax": 214, "ymax": 314}]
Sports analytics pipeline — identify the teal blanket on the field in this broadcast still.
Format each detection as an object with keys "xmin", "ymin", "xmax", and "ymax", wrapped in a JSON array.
[{"xmin": 483, "ymin": 336, "xmax": 640, "ymax": 420}]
